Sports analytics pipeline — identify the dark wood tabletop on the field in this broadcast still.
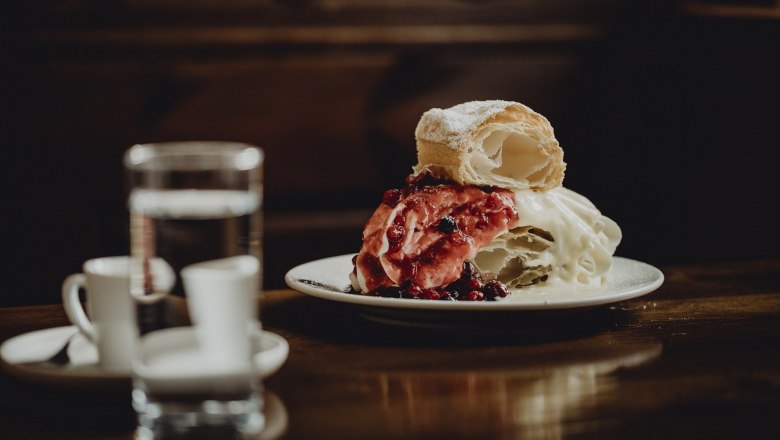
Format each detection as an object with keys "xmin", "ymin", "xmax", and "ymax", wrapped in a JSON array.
[{"xmin": 1, "ymin": 258, "xmax": 779, "ymax": 439}]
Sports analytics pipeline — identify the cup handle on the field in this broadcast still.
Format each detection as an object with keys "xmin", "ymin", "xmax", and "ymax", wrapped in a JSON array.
[{"xmin": 61, "ymin": 273, "xmax": 97, "ymax": 344}]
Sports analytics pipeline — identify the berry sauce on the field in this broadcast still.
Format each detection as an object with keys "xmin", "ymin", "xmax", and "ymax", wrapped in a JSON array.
[
  {"xmin": 357, "ymin": 262, "xmax": 512, "ymax": 302},
  {"xmin": 352, "ymin": 173, "xmax": 518, "ymax": 299}
]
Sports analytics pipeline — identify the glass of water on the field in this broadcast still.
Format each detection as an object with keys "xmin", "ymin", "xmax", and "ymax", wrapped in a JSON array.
[{"xmin": 124, "ymin": 141, "xmax": 264, "ymax": 438}]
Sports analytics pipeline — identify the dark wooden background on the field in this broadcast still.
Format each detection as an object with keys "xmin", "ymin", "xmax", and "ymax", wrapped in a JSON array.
[{"xmin": 2, "ymin": 1, "xmax": 778, "ymax": 306}]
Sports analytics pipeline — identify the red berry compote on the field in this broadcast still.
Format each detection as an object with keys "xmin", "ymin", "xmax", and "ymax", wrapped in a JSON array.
[{"xmin": 351, "ymin": 173, "xmax": 518, "ymax": 301}]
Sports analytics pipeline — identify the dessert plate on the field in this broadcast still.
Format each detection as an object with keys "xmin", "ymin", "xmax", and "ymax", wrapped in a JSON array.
[
  {"xmin": 285, "ymin": 254, "xmax": 663, "ymax": 327},
  {"xmin": 0, "ymin": 325, "xmax": 288, "ymax": 387}
]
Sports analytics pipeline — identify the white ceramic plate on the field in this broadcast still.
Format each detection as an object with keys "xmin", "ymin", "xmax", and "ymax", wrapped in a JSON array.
[
  {"xmin": 285, "ymin": 254, "xmax": 663, "ymax": 327},
  {"xmin": 0, "ymin": 325, "xmax": 288, "ymax": 387}
]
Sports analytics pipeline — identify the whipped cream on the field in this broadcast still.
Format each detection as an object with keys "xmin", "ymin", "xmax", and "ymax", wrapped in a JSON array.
[{"xmin": 474, "ymin": 187, "xmax": 621, "ymax": 291}]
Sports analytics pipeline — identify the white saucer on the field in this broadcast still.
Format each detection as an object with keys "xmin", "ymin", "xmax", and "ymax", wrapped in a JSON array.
[
  {"xmin": 285, "ymin": 254, "xmax": 664, "ymax": 327},
  {"xmin": 0, "ymin": 325, "xmax": 288, "ymax": 387},
  {"xmin": 134, "ymin": 327, "xmax": 288, "ymax": 394}
]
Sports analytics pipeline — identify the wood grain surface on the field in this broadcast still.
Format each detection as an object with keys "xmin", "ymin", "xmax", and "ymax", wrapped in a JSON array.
[{"xmin": 1, "ymin": 258, "xmax": 778, "ymax": 439}]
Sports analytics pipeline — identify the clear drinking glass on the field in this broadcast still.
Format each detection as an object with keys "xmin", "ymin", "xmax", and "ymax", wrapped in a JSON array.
[{"xmin": 124, "ymin": 141, "xmax": 264, "ymax": 438}]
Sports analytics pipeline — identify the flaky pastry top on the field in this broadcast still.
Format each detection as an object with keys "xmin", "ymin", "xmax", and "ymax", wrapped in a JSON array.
[{"xmin": 413, "ymin": 100, "xmax": 566, "ymax": 191}]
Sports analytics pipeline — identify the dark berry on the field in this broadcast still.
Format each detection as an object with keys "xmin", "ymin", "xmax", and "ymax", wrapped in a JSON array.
[
  {"xmin": 387, "ymin": 224, "xmax": 405, "ymax": 242},
  {"xmin": 404, "ymin": 284, "xmax": 422, "ymax": 299},
  {"xmin": 382, "ymin": 189, "xmax": 402, "ymax": 206},
  {"xmin": 437, "ymin": 216, "xmax": 457, "ymax": 233},
  {"xmin": 466, "ymin": 290, "xmax": 485, "ymax": 301},
  {"xmin": 421, "ymin": 289, "xmax": 440, "ymax": 300},
  {"xmin": 467, "ymin": 278, "xmax": 483, "ymax": 291},
  {"xmin": 483, "ymin": 280, "xmax": 510, "ymax": 299}
]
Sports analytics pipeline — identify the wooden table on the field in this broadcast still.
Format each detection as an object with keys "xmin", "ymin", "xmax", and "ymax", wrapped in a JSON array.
[{"xmin": 1, "ymin": 259, "xmax": 779, "ymax": 439}]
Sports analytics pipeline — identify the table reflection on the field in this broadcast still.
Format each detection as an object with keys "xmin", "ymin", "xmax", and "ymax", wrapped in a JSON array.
[
  {"xmin": 133, "ymin": 391, "xmax": 287, "ymax": 440},
  {"xmin": 364, "ymin": 338, "xmax": 662, "ymax": 439}
]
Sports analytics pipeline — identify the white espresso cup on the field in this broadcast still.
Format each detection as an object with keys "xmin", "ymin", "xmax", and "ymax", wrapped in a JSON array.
[
  {"xmin": 62, "ymin": 256, "xmax": 175, "ymax": 370},
  {"xmin": 181, "ymin": 255, "xmax": 260, "ymax": 371}
]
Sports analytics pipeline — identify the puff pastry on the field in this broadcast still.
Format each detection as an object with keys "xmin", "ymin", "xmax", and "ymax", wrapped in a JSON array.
[
  {"xmin": 413, "ymin": 100, "xmax": 565, "ymax": 191},
  {"xmin": 351, "ymin": 100, "xmax": 620, "ymax": 297}
]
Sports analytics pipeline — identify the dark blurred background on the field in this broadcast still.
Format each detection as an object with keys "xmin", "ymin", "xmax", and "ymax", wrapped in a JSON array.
[{"xmin": 1, "ymin": 0, "xmax": 778, "ymax": 307}]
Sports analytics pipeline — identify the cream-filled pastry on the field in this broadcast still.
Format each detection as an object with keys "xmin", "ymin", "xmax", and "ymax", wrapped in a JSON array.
[{"xmin": 350, "ymin": 100, "xmax": 621, "ymax": 301}]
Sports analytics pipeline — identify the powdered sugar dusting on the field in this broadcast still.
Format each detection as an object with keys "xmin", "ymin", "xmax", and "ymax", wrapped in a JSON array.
[{"xmin": 415, "ymin": 100, "xmax": 514, "ymax": 149}]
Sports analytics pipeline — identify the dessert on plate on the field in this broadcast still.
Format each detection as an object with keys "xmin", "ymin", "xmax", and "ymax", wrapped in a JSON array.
[{"xmin": 350, "ymin": 100, "xmax": 621, "ymax": 301}]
